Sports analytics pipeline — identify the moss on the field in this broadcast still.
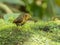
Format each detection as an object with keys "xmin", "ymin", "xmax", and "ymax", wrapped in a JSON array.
[{"xmin": 0, "ymin": 19, "xmax": 60, "ymax": 45}]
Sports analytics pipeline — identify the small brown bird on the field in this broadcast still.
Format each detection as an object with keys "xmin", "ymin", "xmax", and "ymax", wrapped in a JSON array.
[{"xmin": 13, "ymin": 13, "xmax": 31, "ymax": 25}]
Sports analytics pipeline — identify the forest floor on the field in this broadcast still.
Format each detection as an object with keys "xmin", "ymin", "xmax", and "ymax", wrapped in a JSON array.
[{"xmin": 0, "ymin": 18, "xmax": 60, "ymax": 45}]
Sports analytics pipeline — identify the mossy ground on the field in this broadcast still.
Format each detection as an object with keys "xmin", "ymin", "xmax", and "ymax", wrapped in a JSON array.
[{"xmin": 0, "ymin": 19, "xmax": 60, "ymax": 45}]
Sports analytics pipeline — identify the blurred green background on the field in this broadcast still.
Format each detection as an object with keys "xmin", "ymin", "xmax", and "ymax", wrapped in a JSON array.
[{"xmin": 0, "ymin": 0, "xmax": 60, "ymax": 45}]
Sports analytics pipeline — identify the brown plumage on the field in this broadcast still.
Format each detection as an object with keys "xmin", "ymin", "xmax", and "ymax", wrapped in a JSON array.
[{"xmin": 13, "ymin": 13, "xmax": 31, "ymax": 25}]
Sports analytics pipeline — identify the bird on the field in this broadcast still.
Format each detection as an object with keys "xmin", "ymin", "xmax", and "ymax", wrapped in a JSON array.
[{"xmin": 13, "ymin": 13, "xmax": 31, "ymax": 26}]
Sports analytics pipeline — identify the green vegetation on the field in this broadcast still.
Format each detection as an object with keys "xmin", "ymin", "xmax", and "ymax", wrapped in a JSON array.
[
  {"xmin": 0, "ymin": 18, "xmax": 60, "ymax": 45},
  {"xmin": 0, "ymin": 0, "xmax": 60, "ymax": 45}
]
